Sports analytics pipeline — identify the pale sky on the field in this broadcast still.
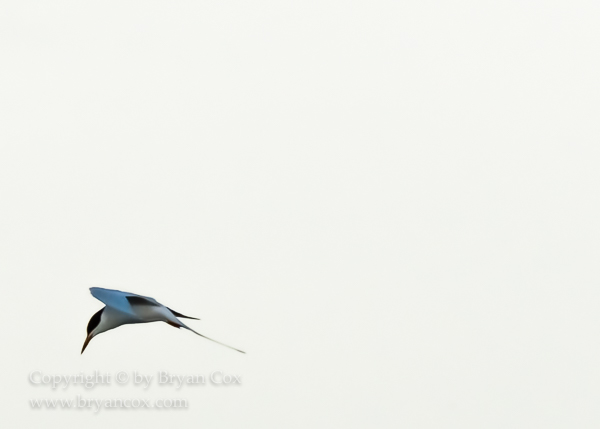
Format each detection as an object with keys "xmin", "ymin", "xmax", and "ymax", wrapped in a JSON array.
[{"xmin": 2, "ymin": 1, "xmax": 600, "ymax": 428}]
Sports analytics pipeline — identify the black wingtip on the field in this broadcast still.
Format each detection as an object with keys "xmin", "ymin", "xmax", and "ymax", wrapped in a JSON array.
[{"xmin": 167, "ymin": 307, "xmax": 200, "ymax": 320}]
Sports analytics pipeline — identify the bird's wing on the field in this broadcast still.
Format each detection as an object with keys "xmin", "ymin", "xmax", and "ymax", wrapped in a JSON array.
[
  {"xmin": 89, "ymin": 287, "xmax": 161, "ymax": 315},
  {"xmin": 166, "ymin": 307, "xmax": 200, "ymax": 320}
]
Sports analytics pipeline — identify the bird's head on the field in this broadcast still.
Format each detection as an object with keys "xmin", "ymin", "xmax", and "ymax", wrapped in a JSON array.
[{"xmin": 81, "ymin": 308, "xmax": 105, "ymax": 354}]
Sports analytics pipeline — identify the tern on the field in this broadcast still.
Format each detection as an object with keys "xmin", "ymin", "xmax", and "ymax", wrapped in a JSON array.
[{"xmin": 82, "ymin": 287, "xmax": 245, "ymax": 354}]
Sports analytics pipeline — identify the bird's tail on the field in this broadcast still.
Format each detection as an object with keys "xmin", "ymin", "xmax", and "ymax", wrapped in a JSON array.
[{"xmin": 169, "ymin": 320, "xmax": 245, "ymax": 354}]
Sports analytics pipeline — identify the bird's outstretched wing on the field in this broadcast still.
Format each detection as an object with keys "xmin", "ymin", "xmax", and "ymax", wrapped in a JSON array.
[
  {"xmin": 89, "ymin": 287, "xmax": 199, "ymax": 319},
  {"xmin": 167, "ymin": 307, "xmax": 200, "ymax": 320},
  {"xmin": 89, "ymin": 287, "xmax": 160, "ymax": 314}
]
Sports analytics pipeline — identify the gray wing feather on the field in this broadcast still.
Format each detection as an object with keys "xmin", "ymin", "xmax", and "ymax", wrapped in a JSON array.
[{"xmin": 89, "ymin": 287, "xmax": 161, "ymax": 314}]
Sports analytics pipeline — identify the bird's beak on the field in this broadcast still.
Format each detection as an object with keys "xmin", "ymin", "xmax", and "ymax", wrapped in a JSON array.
[{"xmin": 81, "ymin": 333, "xmax": 94, "ymax": 354}]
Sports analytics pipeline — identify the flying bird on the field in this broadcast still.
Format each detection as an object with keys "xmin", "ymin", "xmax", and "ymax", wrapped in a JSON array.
[{"xmin": 82, "ymin": 287, "xmax": 245, "ymax": 354}]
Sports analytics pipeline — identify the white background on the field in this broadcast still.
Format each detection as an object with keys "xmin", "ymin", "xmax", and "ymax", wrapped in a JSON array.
[{"xmin": 1, "ymin": 1, "xmax": 599, "ymax": 427}]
